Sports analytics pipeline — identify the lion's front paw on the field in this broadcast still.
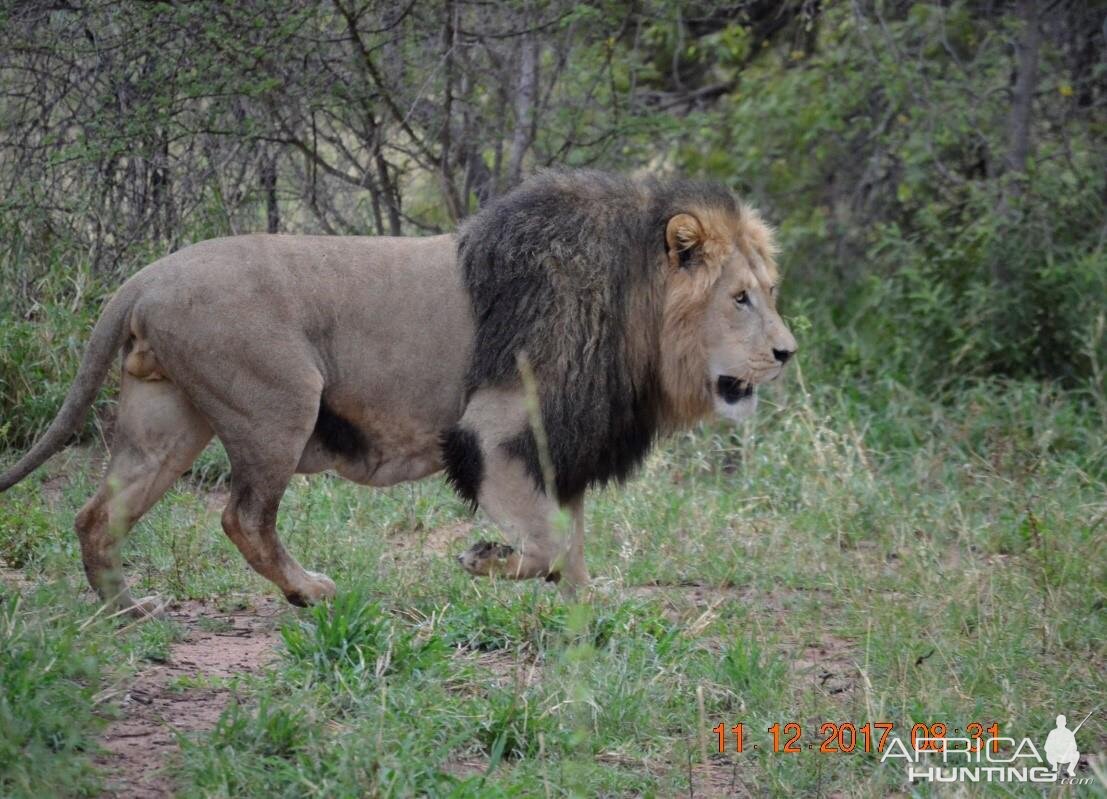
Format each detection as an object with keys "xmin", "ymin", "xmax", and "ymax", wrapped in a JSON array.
[
  {"xmin": 284, "ymin": 571, "xmax": 337, "ymax": 607},
  {"xmin": 456, "ymin": 540, "xmax": 517, "ymax": 577}
]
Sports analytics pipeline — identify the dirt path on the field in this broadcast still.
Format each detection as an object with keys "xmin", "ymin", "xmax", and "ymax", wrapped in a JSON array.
[{"xmin": 97, "ymin": 598, "xmax": 285, "ymax": 799}]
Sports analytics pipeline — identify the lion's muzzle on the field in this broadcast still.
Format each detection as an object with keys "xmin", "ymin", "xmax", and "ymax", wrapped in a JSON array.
[{"xmin": 716, "ymin": 375, "xmax": 753, "ymax": 405}]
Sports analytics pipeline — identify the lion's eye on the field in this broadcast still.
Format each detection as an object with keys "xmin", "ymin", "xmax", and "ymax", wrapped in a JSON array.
[{"xmin": 734, "ymin": 291, "xmax": 749, "ymax": 307}]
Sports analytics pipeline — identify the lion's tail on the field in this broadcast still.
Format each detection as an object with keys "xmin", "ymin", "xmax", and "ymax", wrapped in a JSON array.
[{"xmin": 0, "ymin": 279, "xmax": 142, "ymax": 492}]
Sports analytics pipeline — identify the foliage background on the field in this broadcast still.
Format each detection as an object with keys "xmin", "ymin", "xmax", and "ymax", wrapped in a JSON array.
[{"xmin": 1, "ymin": 0, "xmax": 1104, "ymax": 449}]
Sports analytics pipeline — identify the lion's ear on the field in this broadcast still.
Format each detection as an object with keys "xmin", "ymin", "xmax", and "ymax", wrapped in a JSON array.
[{"xmin": 665, "ymin": 213, "xmax": 705, "ymax": 270}]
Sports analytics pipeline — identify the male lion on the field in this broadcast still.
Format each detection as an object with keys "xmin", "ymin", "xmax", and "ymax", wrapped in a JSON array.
[{"xmin": 0, "ymin": 171, "xmax": 796, "ymax": 617}]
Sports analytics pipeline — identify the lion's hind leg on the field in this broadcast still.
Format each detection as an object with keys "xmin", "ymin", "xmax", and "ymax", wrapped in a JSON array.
[
  {"xmin": 154, "ymin": 333, "xmax": 338, "ymax": 608},
  {"xmin": 218, "ymin": 470, "xmax": 337, "ymax": 607},
  {"xmin": 75, "ymin": 372, "xmax": 213, "ymax": 618},
  {"xmin": 211, "ymin": 394, "xmax": 337, "ymax": 608}
]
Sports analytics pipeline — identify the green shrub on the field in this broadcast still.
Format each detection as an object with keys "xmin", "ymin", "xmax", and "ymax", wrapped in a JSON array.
[
  {"xmin": 0, "ymin": 496, "xmax": 54, "ymax": 569},
  {"xmin": 208, "ymin": 695, "xmax": 314, "ymax": 760},
  {"xmin": 475, "ymin": 689, "xmax": 559, "ymax": 761},
  {"xmin": 0, "ymin": 301, "xmax": 106, "ymax": 452},
  {"xmin": 715, "ymin": 637, "xmax": 789, "ymax": 709},
  {"xmin": 437, "ymin": 593, "xmax": 568, "ymax": 652},
  {"xmin": 678, "ymin": 2, "xmax": 1107, "ymax": 395},
  {"xmin": 185, "ymin": 440, "xmax": 233, "ymax": 489},
  {"xmin": 0, "ymin": 589, "xmax": 107, "ymax": 797},
  {"xmin": 280, "ymin": 588, "xmax": 444, "ymax": 679}
]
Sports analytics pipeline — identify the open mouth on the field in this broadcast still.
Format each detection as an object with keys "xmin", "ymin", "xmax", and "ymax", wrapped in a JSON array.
[{"xmin": 716, "ymin": 375, "xmax": 753, "ymax": 405}]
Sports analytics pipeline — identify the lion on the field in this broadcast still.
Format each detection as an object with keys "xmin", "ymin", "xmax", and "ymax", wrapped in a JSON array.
[{"xmin": 0, "ymin": 170, "xmax": 796, "ymax": 617}]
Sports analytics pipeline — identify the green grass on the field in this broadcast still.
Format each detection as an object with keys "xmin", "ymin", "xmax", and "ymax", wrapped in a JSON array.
[
  {"xmin": 1, "ymin": 373, "xmax": 1105, "ymax": 797},
  {"xmin": 0, "ymin": 580, "xmax": 185, "ymax": 797}
]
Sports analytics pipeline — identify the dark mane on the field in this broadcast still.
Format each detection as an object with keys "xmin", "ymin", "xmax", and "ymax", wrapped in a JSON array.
[{"xmin": 454, "ymin": 169, "xmax": 736, "ymax": 502}]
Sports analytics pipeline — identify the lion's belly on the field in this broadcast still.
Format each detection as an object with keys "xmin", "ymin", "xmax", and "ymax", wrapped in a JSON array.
[
  {"xmin": 296, "ymin": 407, "xmax": 448, "ymax": 487},
  {"xmin": 333, "ymin": 443, "xmax": 442, "ymax": 487},
  {"xmin": 340, "ymin": 418, "xmax": 444, "ymax": 486}
]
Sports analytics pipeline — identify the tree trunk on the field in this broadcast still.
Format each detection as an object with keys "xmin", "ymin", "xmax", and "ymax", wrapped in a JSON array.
[
  {"xmin": 1004, "ymin": 0, "xmax": 1040, "ymax": 182},
  {"xmin": 375, "ymin": 151, "xmax": 403, "ymax": 236},
  {"xmin": 261, "ymin": 149, "xmax": 280, "ymax": 234},
  {"xmin": 506, "ymin": 32, "xmax": 538, "ymax": 188},
  {"xmin": 995, "ymin": 0, "xmax": 1040, "ymax": 285}
]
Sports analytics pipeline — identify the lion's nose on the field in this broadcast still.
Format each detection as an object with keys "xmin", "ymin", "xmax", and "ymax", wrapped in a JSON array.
[{"xmin": 773, "ymin": 347, "xmax": 794, "ymax": 364}]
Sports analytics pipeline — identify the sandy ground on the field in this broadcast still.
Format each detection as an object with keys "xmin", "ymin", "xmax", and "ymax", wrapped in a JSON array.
[{"xmin": 96, "ymin": 598, "xmax": 284, "ymax": 799}]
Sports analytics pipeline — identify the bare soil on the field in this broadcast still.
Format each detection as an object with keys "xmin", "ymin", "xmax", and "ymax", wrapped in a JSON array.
[
  {"xmin": 0, "ymin": 560, "xmax": 35, "ymax": 592},
  {"xmin": 96, "ymin": 598, "xmax": 285, "ymax": 799}
]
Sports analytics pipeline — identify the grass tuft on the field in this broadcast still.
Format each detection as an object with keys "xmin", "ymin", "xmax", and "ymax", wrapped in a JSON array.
[{"xmin": 280, "ymin": 587, "xmax": 445, "ymax": 680}]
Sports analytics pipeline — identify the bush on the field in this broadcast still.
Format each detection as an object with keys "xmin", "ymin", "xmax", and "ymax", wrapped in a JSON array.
[
  {"xmin": 0, "ymin": 301, "xmax": 107, "ymax": 452},
  {"xmin": 0, "ymin": 588, "xmax": 108, "ymax": 797},
  {"xmin": 678, "ymin": 2, "xmax": 1107, "ymax": 394},
  {"xmin": 851, "ymin": 180, "xmax": 1107, "ymax": 391},
  {"xmin": 280, "ymin": 589, "xmax": 445, "ymax": 680},
  {"xmin": 475, "ymin": 689, "xmax": 559, "ymax": 761},
  {"xmin": 0, "ymin": 497, "xmax": 54, "ymax": 569}
]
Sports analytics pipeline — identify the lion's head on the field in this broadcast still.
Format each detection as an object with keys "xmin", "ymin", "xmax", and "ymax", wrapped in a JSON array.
[
  {"xmin": 457, "ymin": 170, "xmax": 797, "ymax": 502},
  {"xmin": 660, "ymin": 202, "xmax": 797, "ymax": 426}
]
